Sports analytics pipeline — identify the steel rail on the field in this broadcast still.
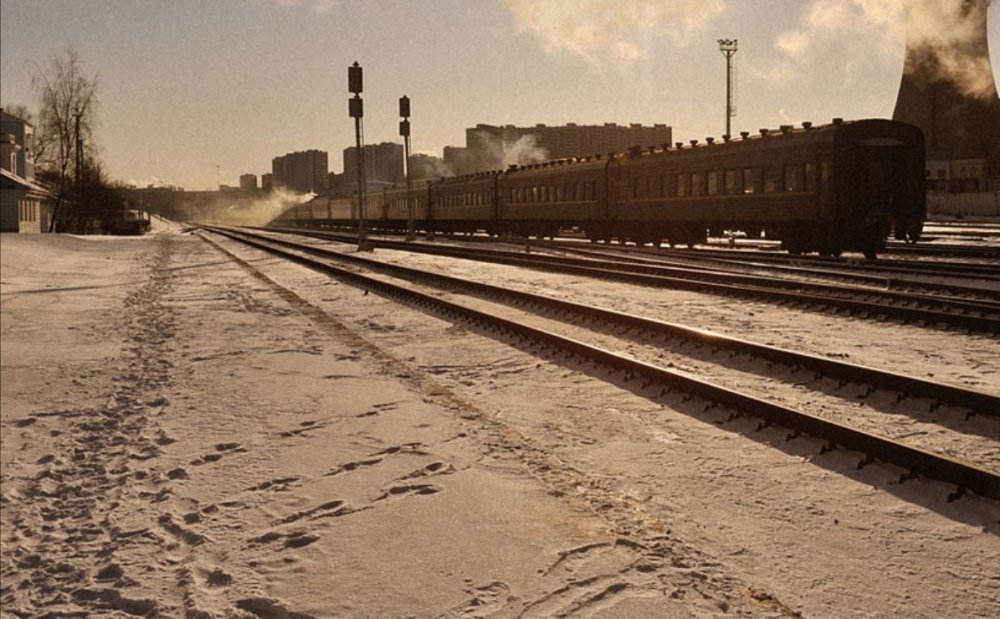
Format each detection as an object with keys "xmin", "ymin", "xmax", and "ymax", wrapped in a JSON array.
[
  {"xmin": 530, "ymin": 242, "xmax": 1000, "ymax": 301},
  {"xmin": 202, "ymin": 225, "xmax": 1000, "ymax": 500},
  {"xmin": 548, "ymin": 234, "xmax": 1000, "ymax": 279},
  {"xmin": 273, "ymin": 222, "xmax": 1000, "ymax": 279},
  {"xmin": 217, "ymin": 226, "xmax": 1000, "ymax": 417},
  {"xmin": 265, "ymin": 226, "xmax": 1000, "ymax": 333}
]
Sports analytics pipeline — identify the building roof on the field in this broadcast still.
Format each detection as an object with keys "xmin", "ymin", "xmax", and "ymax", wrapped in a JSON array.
[
  {"xmin": 0, "ymin": 167, "xmax": 50, "ymax": 195},
  {"xmin": 0, "ymin": 109, "xmax": 34, "ymax": 128}
]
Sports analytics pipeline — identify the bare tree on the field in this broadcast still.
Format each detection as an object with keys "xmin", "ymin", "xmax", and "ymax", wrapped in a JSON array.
[
  {"xmin": 32, "ymin": 48, "xmax": 100, "ymax": 231},
  {"xmin": 2, "ymin": 103, "xmax": 34, "ymax": 124}
]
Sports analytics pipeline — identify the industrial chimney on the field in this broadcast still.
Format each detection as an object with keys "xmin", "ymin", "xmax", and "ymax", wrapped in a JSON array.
[{"xmin": 892, "ymin": 0, "xmax": 1000, "ymax": 184}]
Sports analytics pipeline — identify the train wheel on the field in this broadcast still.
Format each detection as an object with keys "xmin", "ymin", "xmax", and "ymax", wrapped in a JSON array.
[{"xmin": 863, "ymin": 247, "xmax": 878, "ymax": 260}]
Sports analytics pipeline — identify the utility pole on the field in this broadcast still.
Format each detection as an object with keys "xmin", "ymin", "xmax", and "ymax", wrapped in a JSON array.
[
  {"xmin": 74, "ymin": 109, "xmax": 83, "ymax": 186},
  {"xmin": 399, "ymin": 95, "xmax": 415, "ymax": 241},
  {"xmin": 348, "ymin": 61, "xmax": 371, "ymax": 251},
  {"xmin": 717, "ymin": 39, "xmax": 738, "ymax": 139}
]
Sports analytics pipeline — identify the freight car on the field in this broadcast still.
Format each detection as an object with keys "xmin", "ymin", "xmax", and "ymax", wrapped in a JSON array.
[{"xmin": 276, "ymin": 118, "xmax": 925, "ymax": 258}]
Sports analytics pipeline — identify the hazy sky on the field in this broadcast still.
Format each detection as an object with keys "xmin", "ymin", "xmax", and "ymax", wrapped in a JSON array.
[{"xmin": 2, "ymin": 0, "xmax": 998, "ymax": 190}]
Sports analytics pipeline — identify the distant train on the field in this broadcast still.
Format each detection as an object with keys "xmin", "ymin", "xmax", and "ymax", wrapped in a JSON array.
[{"xmin": 274, "ymin": 118, "xmax": 926, "ymax": 258}]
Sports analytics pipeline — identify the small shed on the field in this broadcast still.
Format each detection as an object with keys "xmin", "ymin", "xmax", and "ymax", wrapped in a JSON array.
[{"xmin": 1, "ymin": 168, "xmax": 53, "ymax": 233}]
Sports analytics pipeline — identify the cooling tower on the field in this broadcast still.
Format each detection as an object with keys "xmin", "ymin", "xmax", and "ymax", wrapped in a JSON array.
[{"xmin": 892, "ymin": 0, "xmax": 1000, "ymax": 175}]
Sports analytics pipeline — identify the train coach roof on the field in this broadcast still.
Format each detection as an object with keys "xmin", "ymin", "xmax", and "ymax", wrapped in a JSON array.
[
  {"xmin": 431, "ymin": 119, "xmax": 921, "ymax": 181},
  {"xmin": 613, "ymin": 118, "xmax": 922, "ymax": 162}
]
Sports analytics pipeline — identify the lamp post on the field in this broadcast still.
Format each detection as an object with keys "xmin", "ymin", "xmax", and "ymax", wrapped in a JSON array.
[
  {"xmin": 399, "ymin": 95, "xmax": 415, "ymax": 241},
  {"xmin": 348, "ymin": 61, "xmax": 371, "ymax": 251},
  {"xmin": 717, "ymin": 38, "xmax": 738, "ymax": 139}
]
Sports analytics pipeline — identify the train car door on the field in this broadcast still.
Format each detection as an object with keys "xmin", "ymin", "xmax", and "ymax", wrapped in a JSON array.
[
  {"xmin": 604, "ymin": 157, "xmax": 620, "ymax": 222},
  {"xmin": 846, "ymin": 137, "xmax": 909, "ymax": 256}
]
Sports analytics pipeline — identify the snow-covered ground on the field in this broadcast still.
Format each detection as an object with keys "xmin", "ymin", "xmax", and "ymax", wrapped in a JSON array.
[{"xmin": 1, "ymin": 222, "xmax": 998, "ymax": 618}]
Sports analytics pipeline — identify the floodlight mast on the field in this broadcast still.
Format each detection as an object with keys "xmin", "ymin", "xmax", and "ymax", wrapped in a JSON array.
[{"xmin": 717, "ymin": 39, "xmax": 738, "ymax": 139}]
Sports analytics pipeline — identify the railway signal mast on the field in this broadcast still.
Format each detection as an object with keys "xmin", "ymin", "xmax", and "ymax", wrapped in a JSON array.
[
  {"xmin": 717, "ymin": 39, "xmax": 738, "ymax": 140},
  {"xmin": 348, "ymin": 61, "xmax": 371, "ymax": 251},
  {"xmin": 399, "ymin": 95, "xmax": 415, "ymax": 241}
]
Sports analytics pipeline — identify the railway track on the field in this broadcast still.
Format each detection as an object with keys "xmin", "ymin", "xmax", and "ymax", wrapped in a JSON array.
[
  {"xmin": 525, "ymin": 241, "xmax": 1000, "ymax": 301},
  {"xmin": 266, "ymin": 225, "xmax": 1000, "ymax": 334},
  {"xmin": 694, "ymin": 235, "xmax": 1000, "ymax": 260},
  {"xmin": 556, "ymin": 237, "xmax": 1000, "ymax": 281},
  {"xmin": 201, "ymin": 224, "xmax": 1000, "ymax": 501}
]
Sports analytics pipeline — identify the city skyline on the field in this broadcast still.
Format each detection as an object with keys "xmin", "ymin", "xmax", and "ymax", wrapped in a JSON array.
[{"xmin": 2, "ymin": 0, "xmax": 998, "ymax": 191}]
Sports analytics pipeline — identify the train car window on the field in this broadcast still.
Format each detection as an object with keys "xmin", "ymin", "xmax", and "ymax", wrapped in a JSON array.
[
  {"xmin": 532, "ymin": 186, "xmax": 539, "ymax": 203},
  {"xmin": 676, "ymin": 174, "xmax": 688, "ymax": 197},
  {"xmin": 742, "ymin": 168, "xmax": 755, "ymax": 194},
  {"xmin": 764, "ymin": 167, "xmax": 781, "ymax": 193},
  {"xmin": 804, "ymin": 163, "xmax": 816, "ymax": 192},
  {"xmin": 661, "ymin": 176, "xmax": 674, "ymax": 198},
  {"xmin": 819, "ymin": 162, "xmax": 830, "ymax": 190},
  {"xmin": 707, "ymin": 172, "xmax": 719, "ymax": 196},
  {"xmin": 691, "ymin": 173, "xmax": 704, "ymax": 197},
  {"xmin": 724, "ymin": 170, "xmax": 739, "ymax": 194},
  {"xmin": 783, "ymin": 164, "xmax": 802, "ymax": 192}
]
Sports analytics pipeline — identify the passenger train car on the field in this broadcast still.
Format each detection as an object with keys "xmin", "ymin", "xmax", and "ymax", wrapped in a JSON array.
[{"xmin": 274, "ymin": 119, "xmax": 926, "ymax": 258}]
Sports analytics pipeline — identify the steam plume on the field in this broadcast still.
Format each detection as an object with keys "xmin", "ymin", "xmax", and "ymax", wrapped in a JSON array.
[
  {"xmin": 772, "ymin": 0, "xmax": 998, "ymax": 99},
  {"xmin": 900, "ymin": 0, "xmax": 998, "ymax": 99},
  {"xmin": 501, "ymin": 0, "xmax": 724, "ymax": 66}
]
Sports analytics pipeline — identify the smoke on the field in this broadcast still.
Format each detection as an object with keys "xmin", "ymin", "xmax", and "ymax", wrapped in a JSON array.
[
  {"xmin": 900, "ymin": 0, "xmax": 998, "ymax": 98},
  {"xmin": 501, "ymin": 134, "xmax": 550, "ymax": 167},
  {"xmin": 126, "ymin": 176, "xmax": 179, "ymax": 190},
  {"xmin": 466, "ymin": 131, "xmax": 550, "ymax": 171},
  {"xmin": 268, "ymin": 0, "xmax": 337, "ymax": 14},
  {"xmin": 771, "ymin": 0, "xmax": 998, "ymax": 99},
  {"xmin": 148, "ymin": 187, "xmax": 314, "ymax": 226},
  {"xmin": 411, "ymin": 152, "xmax": 455, "ymax": 180},
  {"xmin": 500, "ymin": 0, "xmax": 725, "ymax": 67},
  {"xmin": 215, "ymin": 187, "xmax": 315, "ymax": 226}
]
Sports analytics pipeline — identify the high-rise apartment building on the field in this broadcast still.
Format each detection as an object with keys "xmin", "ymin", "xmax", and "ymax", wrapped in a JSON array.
[
  {"xmin": 239, "ymin": 173, "xmax": 258, "ymax": 192},
  {"xmin": 342, "ymin": 142, "xmax": 404, "ymax": 188},
  {"xmin": 444, "ymin": 122, "xmax": 672, "ymax": 175},
  {"xmin": 271, "ymin": 150, "xmax": 328, "ymax": 194}
]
